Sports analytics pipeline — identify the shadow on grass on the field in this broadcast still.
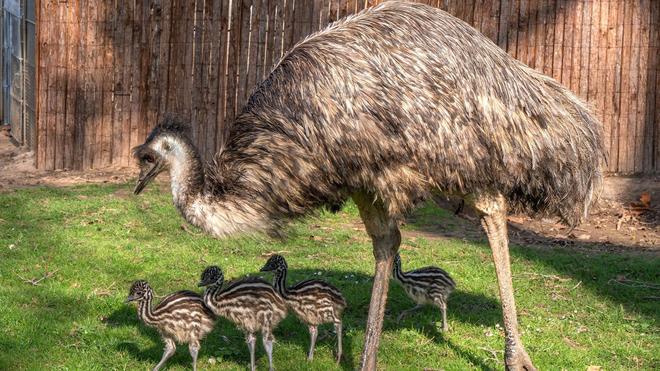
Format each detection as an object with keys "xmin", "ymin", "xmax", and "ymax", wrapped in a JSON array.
[
  {"xmin": 105, "ymin": 268, "xmax": 498, "ymax": 370},
  {"xmin": 406, "ymin": 199, "xmax": 660, "ymax": 323}
]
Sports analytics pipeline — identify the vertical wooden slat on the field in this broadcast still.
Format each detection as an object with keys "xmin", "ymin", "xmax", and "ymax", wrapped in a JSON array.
[
  {"xmin": 181, "ymin": 0, "xmax": 196, "ymax": 127},
  {"xmin": 118, "ymin": 0, "xmax": 136, "ymax": 167},
  {"xmin": 551, "ymin": 0, "xmax": 564, "ymax": 82},
  {"xmin": 225, "ymin": 0, "xmax": 242, "ymax": 119},
  {"xmin": 526, "ymin": 0, "xmax": 537, "ymax": 68},
  {"xmin": 237, "ymin": 0, "xmax": 252, "ymax": 108},
  {"xmin": 63, "ymin": 0, "xmax": 79, "ymax": 169},
  {"xmin": 191, "ymin": 0, "xmax": 205, "ymax": 152},
  {"xmin": 534, "ymin": 0, "xmax": 546, "ymax": 72},
  {"xmin": 577, "ymin": 0, "xmax": 590, "ymax": 98},
  {"xmin": 635, "ymin": 0, "xmax": 650, "ymax": 173},
  {"xmin": 257, "ymin": 0, "xmax": 269, "ymax": 81},
  {"xmin": 542, "ymin": 0, "xmax": 555, "ymax": 77},
  {"xmin": 249, "ymin": 0, "xmax": 263, "ymax": 92},
  {"xmin": 619, "ymin": 1, "xmax": 633, "ymax": 173},
  {"xmin": 607, "ymin": 0, "xmax": 624, "ymax": 172},
  {"xmin": 129, "ymin": 0, "xmax": 145, "ymax": 163},
  {"xmin": 627, "ymin": 0, "xmax": 641, "ymax": 173},
  {"xmin": 102, "ymin": 0, "xmax": 115, "ymax": 167},
  {"xmin": 497, "ymin": 0, "xmax": 510, "ymax": 50},
  {"xmin": 517, "ymin": 0, "xmax": 528, "ymax": 66},
  {"xmin": 648, "ymin": 0, "xmax": 659, "ymax": 173},
  {"xmin": 601, "ymin": 0, "xmax": 614, "ymax": 171},
  {"xmin": 559, "ymin": 0, "xmax": 576, "ymax": 89},
  {"xmin": 506, "ymin": 0, "xmax": 520, "ymax": 58},
  {"xmin": 198, "ymin": 0, "xmax": 214, "ymax": 159},
  {"xmin": 53, "ymin": 2, "xmax": 67, "ymax": 170},
  {"xmin": 594, "ymin": 0, "xmax": 608, "ymax": 166},
  {"xmin": 202, "ymin": 0, "xmax": 220, "ymax": 156},
  {"xmin": 84, "ymin": 2, "xmax": 100, "ymax": 169},
  {"xmin": 111, "ymin": 0, "xmax": 127, "ymax": 167},
  {"xmin": 216, "ymin": 0, "xmax": 231, "ymax": 146}
]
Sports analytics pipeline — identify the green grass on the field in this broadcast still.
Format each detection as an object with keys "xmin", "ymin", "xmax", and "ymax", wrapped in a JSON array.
[{"xmin": 0, "ymin": 184, "xmax": 658, "ymax": 370}]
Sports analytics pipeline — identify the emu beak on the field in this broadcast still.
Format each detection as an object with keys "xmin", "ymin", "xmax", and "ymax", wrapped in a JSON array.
[
  {"xmin": 133, "ymin": 161, "xmax": 163, "ymax": 195},
  {"xmin": 259, "ymin": 266, "xmax": 269, "ymax": 272},
  {"xmin": 125, "ymin": 295, "xmax": 137, "ymax": 303},
  {"xmin": 197, "ymin": 281, "xmax": 207, "ymax": 287}
]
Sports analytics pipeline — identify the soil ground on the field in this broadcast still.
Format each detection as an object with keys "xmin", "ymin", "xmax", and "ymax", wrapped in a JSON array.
[{"xmin": 1, "ymin": 133, "xmax": 658, "ymax": 250}]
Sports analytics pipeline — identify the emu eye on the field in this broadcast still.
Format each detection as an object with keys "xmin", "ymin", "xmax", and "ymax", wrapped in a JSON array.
[{"xmin": 143, "ymin": 155, "xmax": 154, "ymax": 164}]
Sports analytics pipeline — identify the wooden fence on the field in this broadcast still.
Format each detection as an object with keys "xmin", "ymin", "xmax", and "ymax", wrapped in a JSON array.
[{"xmin": 36, "ymin": 0, "xmax": 659, "ymax": 174}]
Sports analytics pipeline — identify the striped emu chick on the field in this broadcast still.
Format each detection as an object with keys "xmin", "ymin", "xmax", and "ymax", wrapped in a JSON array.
[
  {"xmin": 198, "ymin": 266, "xmax": 287, "ymax": 371},
  {"xmin": 392, "ymin": 254, "xmax": 455, "ymax": 332},
  {"xmin": 260, "ymin": 254, "xmax": 346, "ymax": 362},
  {"xmin": 126, "ymin": 280, "xmax": 215, "ymax": 371}
]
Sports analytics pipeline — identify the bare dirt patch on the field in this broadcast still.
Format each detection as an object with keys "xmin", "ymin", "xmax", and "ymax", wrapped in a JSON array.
[{"xmin": 0, "ymin": 134, "xmax": 134, "ymax": 191}]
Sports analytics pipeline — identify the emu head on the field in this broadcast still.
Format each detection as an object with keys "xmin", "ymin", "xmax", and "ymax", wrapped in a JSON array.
[
  {"xmin": 260, "ymin": 254, "xmax": 288, "ymax": 273},
  {"xmin": 198, "ymin": 266, "xmax": 224, "ymax": 287},
  {"xmin": 393, "ymin": 253, "xmax": 402, "ymax": 272},
  {"xmin": 132, "ymin": 116, "xmax": 192, "ymax": 195},
  {"xmin": 126, "ymin": 280, "xmax": 153, "ymax": 303}
]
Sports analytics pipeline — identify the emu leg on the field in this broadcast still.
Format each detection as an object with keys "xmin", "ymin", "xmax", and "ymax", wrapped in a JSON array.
[
  {"xmin": 246, "ymin": 332, "xmax": 257, "ymax": 371},
  {"xmin": 441, "ymin": 301, "xmax": 449, "ymax": 332},
  {"xmin": 475, "ymin": 194, "xmax": 536, "ymax": 371},
  {"xmin": 188, "ymin": 340, "xmax": 200, "ymax": 371},
  {"xmin": 354, "ymin": 192, "xmax": 401, "ymax": 371},
  {"xmin": 397, "ymin": 304, "xmax": 423, "ymax": 323},
  {"xmin": 334, "ymin": 321, "xmax": 343, "ymax": 363},
  {"xmin": 307, "ymin": 325, "xmax": 318, "ymax": 361},
  {"xmin": 262, "ymin": 332, "xmax": 275, "ymax": 371},
  {"xmin": 153, "ymin": 338, "xmax": 176, "ymax": 371}
]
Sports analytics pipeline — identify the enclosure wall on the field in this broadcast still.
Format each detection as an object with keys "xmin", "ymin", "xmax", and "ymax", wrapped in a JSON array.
[{"xmin": 36, "ymin": 0, "xmax": 659, "ymax": 174}]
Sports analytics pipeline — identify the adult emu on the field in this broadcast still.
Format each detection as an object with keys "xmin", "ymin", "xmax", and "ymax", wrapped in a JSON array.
[{"xmin": 132, "ymin": 2, "xmax": 603, "ymax": 370}]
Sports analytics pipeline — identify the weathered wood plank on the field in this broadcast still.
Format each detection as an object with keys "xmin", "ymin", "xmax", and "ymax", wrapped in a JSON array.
[
  {"xmin": 636, "ymin": 0, "xmax": 651, "ymax": 173},
  {"xmin": 129, "ymin": 0, "xmax": 146, "ymax": 163},
  {"xmin": 237, "ymin": 0, "xmax": 252, "ymax": 109},
  {"xmin": 627, "ymin": 0, "xmax": 641, "ymax": 173},
  {"xmin": 517, "ymin": 0, "xmax": 529, "ymax": 66},
  {"xmin": 225, "ymin": 0, "xmax": 242, "ymax": 119},
  {"xmin": 191, "ymin": 0, "xmax": 205, "ymax": 151},
  {"xmin": 63, "ymin": 0, "xmax": 80, "ymax": 169},
  {"xmin": 618, "ymin": 0, "xmax": 633, "ymax": 173},
  {"xmin": 560, "ymin": 0, "xmax": 573, "ymax": 88},
  {"xmin": 649, "ymin": 0, "xmax": 659, "ymax": 173},
  {"xmin": 576, "ymin": 0, "xmax": 589, "ymax": 98},
  {"xmin": 216, "ymin": 0, "xmax": 231, "ymax": 146},
  {"xmin": 542, "ymin": 0, "xmax": 555, "ymax": 77},
  {"xmin": 637, "ymin": 0, "xmax": 657, "ymax": 174},
  {"xmin": 606, "ymin": 0, "xmax": 624, "ymax": 172}
]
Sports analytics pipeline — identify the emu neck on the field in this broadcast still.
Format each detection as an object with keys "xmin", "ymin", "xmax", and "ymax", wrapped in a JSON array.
[
  {"xmin": 137, "ymin": 296, "xmax": 158, "ymax": 325},
  {"xmin": 393, "ymin": 261, "xmax": 406, "ymax": 282},
  {"xmin": 168, "ymin": 139, "xmax": 204, "ymax": 208},
  {"xmin": 203, "ymin": 279, "xmax": 224, "ymax": 307},
  {"xmin": 272, "ymin": 269, "xmax": 288, "ymax": 297}
]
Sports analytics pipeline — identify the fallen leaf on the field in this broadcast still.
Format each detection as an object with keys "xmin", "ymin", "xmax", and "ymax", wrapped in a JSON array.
[{"xmin": 639, "ymin": 192, "xmax": 651, "ymax": 208}]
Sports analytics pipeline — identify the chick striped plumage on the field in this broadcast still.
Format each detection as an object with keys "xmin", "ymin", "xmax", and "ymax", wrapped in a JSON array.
[
  {"xmin": 261, "ymin": 254, "xmax": 346, "ymax": 362},
  {"xmin": 392, "ymin": 253, "xmax": 455, "ymax": 331},
  {"xmin": 127, "ymin": 281, "xmax": 215, "ymax": 371},
  {"xmin": 199, "ymin": 266, "xmax": 287, "ymax": 371}
]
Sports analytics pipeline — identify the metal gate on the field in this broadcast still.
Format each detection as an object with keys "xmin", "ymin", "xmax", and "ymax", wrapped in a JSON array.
[{"xmin": 1, "ymin": 0, "xmax": 35, "ymax": 148}]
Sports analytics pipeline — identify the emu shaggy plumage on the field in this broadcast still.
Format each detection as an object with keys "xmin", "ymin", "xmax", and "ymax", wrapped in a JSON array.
[{"xmin": 133, "ymin": 2, "xmax": 603, "ymax": 370}]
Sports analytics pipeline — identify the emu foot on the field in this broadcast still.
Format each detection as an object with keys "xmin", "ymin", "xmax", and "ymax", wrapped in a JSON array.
[{"xmin": 505, "ymin": 346, "xmax": 536, "ymax": 371}]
